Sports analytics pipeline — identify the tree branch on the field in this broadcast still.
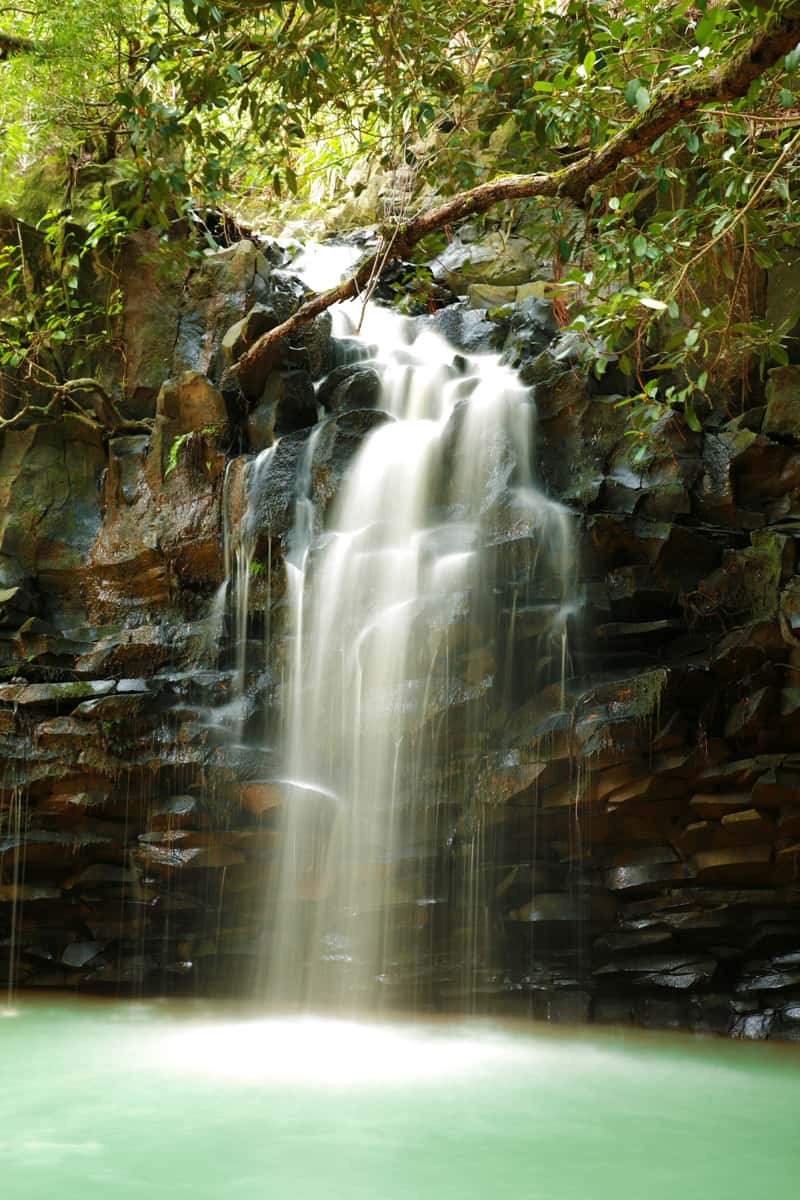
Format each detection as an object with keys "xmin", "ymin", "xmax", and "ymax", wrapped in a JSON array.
[
  {"xmin": 232, "ymin": 3, "xmax": 800, "ymax": 396},
  {"xmin": 57, "ymin": 379, "xmax": 153, "ymax": 434},
  {"xmin": 0, "ymin": 380, "xmax": 153, "ymax": 435}
]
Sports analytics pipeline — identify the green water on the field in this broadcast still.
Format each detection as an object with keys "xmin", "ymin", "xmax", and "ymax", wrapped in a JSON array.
[{"xmin": 1, "ymin": 999, "xmax": 798, "ymax": 1199}]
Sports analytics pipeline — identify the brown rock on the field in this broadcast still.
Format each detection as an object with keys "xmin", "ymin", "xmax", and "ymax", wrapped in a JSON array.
[
  {"xmin": 690, "ymin": 792, "xmax": 752, "ymax": 819},
  {"xmin": 724, "ymin": 687, "xmax": 777, "ymax": 739},
  {"xmin": 693, "ymin": 844, "xmax": 773, "ymax": 883}
]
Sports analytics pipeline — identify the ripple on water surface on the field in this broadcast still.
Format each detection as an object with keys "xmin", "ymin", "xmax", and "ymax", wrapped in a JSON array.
[{"xmin": 1, "ymin": 999, "xmax": 799, "ymax": 1200}]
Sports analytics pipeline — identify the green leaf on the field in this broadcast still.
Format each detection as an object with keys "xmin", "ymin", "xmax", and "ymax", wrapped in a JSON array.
[
  {"xmin": 533, "ymin": 80, "xmax": 554, "ymax": 92},
  {"xmin": 684, "ymin": 396, "xmax": 702, "ymax": 432},
  {"xmin": 695, "ymin": 12, "xmax": 720, "ymax": 49},
  {"xmin": 634, "ymin": 86, "xmax": 650, "ymax": 112},
  {"xmin": 773, "ymin": 176, "xmax": 790, "ymax": 202},
  {"xmin": 624, "ymin": 78, "xmax": 641, "ymax": 108},
  {"xmin": 639, "ymin": 297, "xmax": 667, "ymax": 311},
  {"xmin": 632, "ymin": 234, "xmax": 648, "ymax": 257}
]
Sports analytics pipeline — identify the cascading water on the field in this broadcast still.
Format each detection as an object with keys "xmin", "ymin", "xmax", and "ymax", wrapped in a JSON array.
[{"xmin": 229, "ymin": 244, "xmax": 575, "ymax": 1009}]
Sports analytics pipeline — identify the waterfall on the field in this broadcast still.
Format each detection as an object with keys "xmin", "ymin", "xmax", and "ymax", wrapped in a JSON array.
[{"xmin": 230, "ymin": 245, "xmax": 575, "ymax": 1009}]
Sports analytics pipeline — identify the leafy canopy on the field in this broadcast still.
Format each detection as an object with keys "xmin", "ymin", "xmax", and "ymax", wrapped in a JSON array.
[{"xmin": 2, "ymin": 1, "xmax": 800, "ymax": 439}]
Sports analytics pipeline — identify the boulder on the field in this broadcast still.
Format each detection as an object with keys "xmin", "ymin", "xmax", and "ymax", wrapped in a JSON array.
[
  {"xmin": 432, "ymin": 231, "xmax": 544, "ymax": 292},
  {"xmin": 118, "ymin": 229, "xmax": 185, "ymax": 417},
  {"xmin": 246, "ymin": 370, "xmax": 317, "ymax": 450},
  {"xmin": 0, "ymin": 418, "xmax": 105, "ymax": 617},
  {"xmin": 173, "ymin": 239, "xmax": 273, "ymax": 381},
  {"xmin": 317, "ymin": 364, "xmax": 382, "ymax": 412}
]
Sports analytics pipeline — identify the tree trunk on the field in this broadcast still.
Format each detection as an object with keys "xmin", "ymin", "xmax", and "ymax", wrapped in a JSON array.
[{"xmin": 233, "ymin": 4, "xmax": 800, "ymax": 394}]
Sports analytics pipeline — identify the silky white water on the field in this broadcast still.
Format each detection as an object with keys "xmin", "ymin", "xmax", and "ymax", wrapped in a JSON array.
[
  {"xmin": 230, "ymin": 245, "xmax": 575, "ymax": 1006},
  {"xmin": 215, "ymin": 248, "xmax": 575, "ymax": 1008}
]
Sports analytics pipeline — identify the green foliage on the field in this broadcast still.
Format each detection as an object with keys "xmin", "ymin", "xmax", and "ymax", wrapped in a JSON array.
[
  {"xmin": 165, "ymin": 424, "xmax": 221, "ymax": 476},
  {"xmin": 164, "ymin": 430, "xmax": 191, "ymax": 477},
  {"xmin": 3, "ymin": 0, "xmax": 800, "ymax": 439},
  {"xmin": 0, "ymin": 198, "xmax": 127, "ymax": 383}
]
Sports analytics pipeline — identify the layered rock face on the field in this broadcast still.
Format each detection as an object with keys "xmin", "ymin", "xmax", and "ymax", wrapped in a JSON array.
[{"xmin": 1, "ymin": 219, "xmax": 800, "ymax": 1040}]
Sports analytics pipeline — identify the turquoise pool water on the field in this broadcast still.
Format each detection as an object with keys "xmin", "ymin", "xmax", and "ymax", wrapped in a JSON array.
[{"xmin": 1, "ymin": 999, "xmax": 798, "ymax": 1199}]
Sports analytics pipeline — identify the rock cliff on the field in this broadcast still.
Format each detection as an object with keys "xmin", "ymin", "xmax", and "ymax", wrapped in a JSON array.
[{"xmin": 1, "ymin": 213, "xmax": 800, "ymax": 1041}]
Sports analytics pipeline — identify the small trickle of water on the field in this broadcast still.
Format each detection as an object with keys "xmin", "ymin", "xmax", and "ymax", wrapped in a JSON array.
[{"xmin": 2, "ymin": 780, "xmax": 26, "ymax": 1007}]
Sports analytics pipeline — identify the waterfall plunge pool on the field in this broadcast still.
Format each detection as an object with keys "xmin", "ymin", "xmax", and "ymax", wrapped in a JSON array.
[{"xmin": 2, "ymin": 998, "xmax": 798, "ymax": 1199}]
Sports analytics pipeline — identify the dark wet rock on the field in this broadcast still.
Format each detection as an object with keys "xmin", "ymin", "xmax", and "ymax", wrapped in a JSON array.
[
  {"xmin": 221, "ymin": 302, "xmax": 279, "ymax": 365},
  {"xmin": 752, "ymin": 763, "xmax": 800, "ymax": 806},
  {"xmin": 0, "ymin": 583, "xmax": 39, "ymax": 628},
  {"xmin": 71, "ymin": 693, "xmax": 146, "ymax": 721},
  {"xmin": 61, "ymin": 941, "xmax": 107, "ymax": 968},
  {"xmin": 605, "ymin": 862, "xmax": 690, "ymax": 895},
  {"xmin": 0, "ymin": 418, "xmax": 105, "ymax": 618},
  {"xmin": 594, "ymin": 952, "xmax": 717, "ymax": 989},
  {"xmin": 475, "ymin": 754, "xmax": 549, "ymax": 806},
  {"xmin": 724, "ymin": 687, "xmax": 778, "ymax": 740},
  {"xmin": 293, "ymin": 311, "xmax": 333, "ymax": 379},
  {"xmin": 696, "ymin": 532, "xmax": 783, "ymax": 625},
  {"xmin": 88, "ymin": 420, "xmax": 225, "ymax": 620},
  {"xmin": 247, "ymin": 370, "xmax": 317, "ymax": 450},
  {"xmin": 594, "ymin": 928, "xmax": 673, "ymax": 954},
  {"xmin": 118, "ymin": 229, "xmax": 185, "ymax": 417},
  {"xmin": 718, "ymin": 808, "xmax": 775, "ymax": 844},
  {"xmin": 737, "ymin": 960, "xmax": 800, "ymax": 991},
  {"xmin": 430, "ymin": 303, "xmax": 503, "ymax": 354},
  {"xmin": 731, "ymin": 1011, "xmax": 775, "ymax": 1039},
  {"xmin": 149, "ymin": 371, "xmax": 228, "ymax": 479},
  {"xmin": 763, "ymin": 366, "xmax": 800, "ymax": 440},
  {"xmin": 11, "ymin": 680, "xmax": 115, "ymax": 708},
  {"xmin": 318, "ymin": 365, "xmax": 382, "ymax": 412},
  {"xmin": 371, "ymin": 260, "xmax": 453, "ymax": 313},
  {"xmin": 149, "ymin": 795, "xmax": 201, "ymax": 829},
  {"xmin": 243, "ymin": 407, "xmax": 391, "ymax": 542},
  {"xmin": 502, "ymin": 300, "xmax": 558, "ymax": 373},
  {"xmin": 432, "ymin": 231, "xmax": 542, "ymax": 292},
  {"xmin": 173, "ymin": 239, "xmax": 271, "ymax": 382},
  {"xmin": 690, "ymin": 792, "xmax": 752, "ymax": 820},
  {"xmin": 507, "ymin": 892, "xmax": 591, "ymax": 923},
  {"xmin": 692, "ymin": 844, "xmax": 773, "ymax": 883}
]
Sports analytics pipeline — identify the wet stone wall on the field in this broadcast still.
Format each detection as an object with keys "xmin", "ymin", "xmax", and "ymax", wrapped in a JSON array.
[{"xmin": 0, "ymin": 219, "xmax": 799, "ymax": 1040}]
